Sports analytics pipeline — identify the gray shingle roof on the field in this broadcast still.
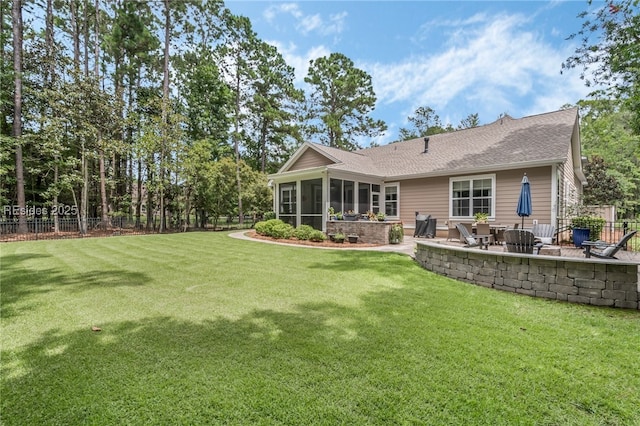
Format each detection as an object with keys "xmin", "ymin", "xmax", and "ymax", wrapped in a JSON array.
[{"xmin": 307, "ymin": 108, "xmax": 578, "ymax": 179}]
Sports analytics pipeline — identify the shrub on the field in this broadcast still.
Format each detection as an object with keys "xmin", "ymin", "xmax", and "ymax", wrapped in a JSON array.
[
  {"xmin": 389, "ymin": 223, "xmax": 404, "ymax": 243},
  {"xmin": 255, "ymin": 219, "xmax": 285, "ymax": 236},
  {"xmin": 309, "ymin": 230, "xmax": 327, "ymax": 242},
  {"xmin": 263, "ymin": 211, "xmax": 276, "ymax": 221},
  {"xmin": 294, "ymin": 225, "xmax": 315, "ymax": 240},
  {"xmin": 571, "ymin": 215, "xmax": 606, "ymax": 239},
  {"xmin": 270, "ymin": 222, "xmax": 294, "ymax": 239}
]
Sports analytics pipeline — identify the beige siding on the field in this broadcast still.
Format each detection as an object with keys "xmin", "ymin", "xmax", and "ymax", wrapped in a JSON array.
[
  {"xmin": 494, "ymin": 167, "xmax": 552, "ymax": 226},
  {"xmin": 561, "ymin": 142, "xmax": 581, "ymax": 211},
  {"xmin": 397, "ymin": 166, "xmax": 554, "ymax": 228},
  {"xmin": 288, "ymin": 149, "xmax": 333, "ymax": 171},
  {"xmin": 397, "ymin": 176, "xmax": 449, "ymax": 226}
]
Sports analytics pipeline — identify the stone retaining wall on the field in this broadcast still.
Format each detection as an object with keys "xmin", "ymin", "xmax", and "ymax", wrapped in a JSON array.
[{"xmin": 415, "ymin": 241, "xmax": 639, "ymax": 310}]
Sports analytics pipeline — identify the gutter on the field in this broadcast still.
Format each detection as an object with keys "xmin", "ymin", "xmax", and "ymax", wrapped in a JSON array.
[{"xmin": 382, "ymin": 159, "xmax": 566, "ymax": 181}]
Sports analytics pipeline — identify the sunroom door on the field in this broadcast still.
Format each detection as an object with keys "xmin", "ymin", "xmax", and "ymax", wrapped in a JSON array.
[{"xmin": 301, "ymin": 178, "xmax": 323, "ymax": 230}]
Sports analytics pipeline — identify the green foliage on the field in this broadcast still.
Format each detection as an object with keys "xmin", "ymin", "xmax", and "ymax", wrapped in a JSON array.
[
  {"xmin": 303, "ymin": 52, "xmax": 387, "ymax": 151},
  {"xmin": 458, "ymin": 113, "xmax": 480, "ymax": 130},
  {"xmin": 582, "ymin": 156, "xmax": 624, "ymax": 206},
  {"xmin": 398, "ymin": 106, "xmax": 453, "ymax": 140},
  {"xmin": 269, "ymin": 222, "xmax": 294, "ymax": 239},
  {"xmin": 255, "ymin": 218, "xmax": 294, "ymax": 239},
  {"xmin": 255, "ymin": 218, "xmax": 283, "ymax": 235},
  {"xmin": 293, "ymin": 224, "xmax": 316, "ymax": 240},
  {"xmin": 564, "ymin": 0, "xmax": 640, "ymax": 133},
  {"xmin": 571, "ymin": 215, "xmax": 606, "ymax": 239},
  {"xmin": 389, "ymin": 223, "xmax": 404, "ymax": 242},
  {"xmin": 263, "ymin": 211, "xmax": 276, "ymax": 220},
  {"xmin": 308, "ymin": 230, "xmax": 326, "ymax": 242},
  {"xmin": 579, "ymin": 99, "xmax": 640, "ymax": 215},
  {"xmin": 474, "ymin": 212, "xmax": 489, "ymax": 223}
]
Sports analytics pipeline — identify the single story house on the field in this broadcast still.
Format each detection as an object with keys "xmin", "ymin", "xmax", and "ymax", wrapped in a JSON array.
[{"xmin": 267, "ymin": 108, "xmax": 586, "ymax": 236}]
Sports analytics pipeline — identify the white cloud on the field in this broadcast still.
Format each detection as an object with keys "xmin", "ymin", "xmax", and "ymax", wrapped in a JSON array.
[
  {"xmin": 267, "ymin": 40, "xmax": 331, "ymax": 83},
  {"xmin": 263, "ymin": 2, "xmax": 347, "ymax": 37},
  {"xmin": 366, "ymin": 11, "xmax": 592, "ymax": 126}
]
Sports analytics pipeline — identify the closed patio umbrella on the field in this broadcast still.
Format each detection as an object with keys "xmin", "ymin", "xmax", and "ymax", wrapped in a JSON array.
[{"xmin": 516, "ymin": 174, "xmax": 532, "ymax": 228}]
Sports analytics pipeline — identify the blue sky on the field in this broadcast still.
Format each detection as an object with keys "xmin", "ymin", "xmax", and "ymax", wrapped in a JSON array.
[{"xmin": 225, "ymin": 0, "xmax": 600, "ymax": 145}]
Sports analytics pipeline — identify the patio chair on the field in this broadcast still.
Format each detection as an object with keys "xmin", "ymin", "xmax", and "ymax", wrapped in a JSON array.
[
  {"xmin": 456, "ymin": 223, "xmax": 489, "ymax": 250},
  {"xmin": 583, "ymin": 230, "xmax": 637, "ymax": 259},
  {"xmin": 447, "ymin": 223, "xmax": 459, "ymax": 241},
  {"xmin": 475, "ymin": 222, "xmax": 494, "ymax": 245},
  {"xmin": 504, "ymin": 229, "xmax": 542, "ymax": 254},
  {"xmin": 532, "ymin": 224, "xmax": 555, "ymax": 245}
]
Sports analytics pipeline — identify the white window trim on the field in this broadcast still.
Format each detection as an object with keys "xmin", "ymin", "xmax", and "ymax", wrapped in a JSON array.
[
  {"xmin": 448, "ymin": 174, "xmax": 496, "ymax": 220},
  {"xmin": 383, "ymin": 182, "xmax": 400, "ymax": 219}
]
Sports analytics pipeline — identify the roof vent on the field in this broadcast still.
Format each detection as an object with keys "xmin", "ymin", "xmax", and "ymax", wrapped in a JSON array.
[{"xmin": 423, "ymin": 137, "xmax": 429, "ymax": 153}]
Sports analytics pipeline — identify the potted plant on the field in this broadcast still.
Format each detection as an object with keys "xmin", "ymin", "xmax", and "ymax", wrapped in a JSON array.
[
  {"xmin": 376, "ymin": 211, "xmax": 386, "ymax": 222},
  {"xmin": 333, "ymin": 232, "xmax": 345, "ymax": 243},
  {"xmin": 388, "ymin": 223, "xmax": 404, "ymax": 244},
  {"xmin": 343, "ymin": 210, "xmax": 358, "ymax": 221},
  {"xmin": 474, "ymin": 212, "xmax": 489, "ymax": 224},
  {"xmin": 335, "ymin": 211, "xmax": 343, "ymax": 220},
  {"xmin": 328, "ymin": 206, "xmax": 336, "ymax": 220},
  {"xmin": 570, "ymin": 215, "xmax": 606, "ymax": 247}
]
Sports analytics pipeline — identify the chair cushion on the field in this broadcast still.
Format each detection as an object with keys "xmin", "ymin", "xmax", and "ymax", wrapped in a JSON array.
[{"xmin": 539, "ymin": 237, "xmax": 553, "ymax": 245}]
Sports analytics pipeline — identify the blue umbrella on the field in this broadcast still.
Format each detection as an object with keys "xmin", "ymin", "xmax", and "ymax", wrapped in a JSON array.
[{"xmin": 516, "ymin": 174, "xmax": 532, "ymax": 228}]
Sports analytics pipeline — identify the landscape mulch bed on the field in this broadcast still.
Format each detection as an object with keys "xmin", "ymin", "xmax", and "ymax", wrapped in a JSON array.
[{"xmin": 246, "ymin": 230, "xmax": 382, "ymax": 248}]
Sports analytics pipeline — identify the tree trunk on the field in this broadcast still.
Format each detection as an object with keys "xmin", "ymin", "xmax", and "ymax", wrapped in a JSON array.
[
  {"xmin": 98, "ymin": 146, "xmax": 109, "ymax": 229},
  {"xmin": 234, "ymin": 59, "xmax": 243, "ymax": 225},
  {"xmin": 80, "ymin": 143, "xmax": 88, "ymax": 234},
  {"xmin": 159, "ymin": 0, "xmax": 171, "ymax": 233},
  {"xmin": 12, "ymin": 0, "xmax": 27, "ymax": 234}
]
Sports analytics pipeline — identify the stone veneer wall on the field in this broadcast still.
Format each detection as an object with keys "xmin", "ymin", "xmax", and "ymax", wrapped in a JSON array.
[
  {"xmin": 326, "ymin": 220, "xmax": 400, "ymax": 245},
  {"xmin": 415, "ymin": 241, "xmax": 639, "ymax": 310}
]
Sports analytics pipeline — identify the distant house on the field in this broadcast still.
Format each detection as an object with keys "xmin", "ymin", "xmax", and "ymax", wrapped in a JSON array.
[{"xmin": 268, "ymin": 108, "xmax": 586, "ymax": 235}]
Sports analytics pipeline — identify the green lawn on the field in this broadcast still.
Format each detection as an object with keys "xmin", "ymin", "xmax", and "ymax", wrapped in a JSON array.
[{"xmin": 1, "ymin": 232, "xmax": 639, "ymax": 425}]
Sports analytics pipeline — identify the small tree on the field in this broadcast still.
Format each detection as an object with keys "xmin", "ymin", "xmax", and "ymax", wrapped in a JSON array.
[{"xmin": 583, "ymin": 156, "xmax": 624, "ymax": 206}]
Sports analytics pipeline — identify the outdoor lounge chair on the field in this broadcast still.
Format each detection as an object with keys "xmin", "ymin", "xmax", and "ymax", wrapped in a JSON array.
[
  {"xmin": 582, "ymin": 230, "xmax": 637, "ymax": 259},
  {"xmin": 456, "ymin": 223, "xmax": 489, "ymax": 250},
  {"xmin": 532, "ymin": 224, "xmax": 556, "ymax": 245},
  {"xmin": 504, "ymin": 229, "xmax": 542, "ymax": 254}
]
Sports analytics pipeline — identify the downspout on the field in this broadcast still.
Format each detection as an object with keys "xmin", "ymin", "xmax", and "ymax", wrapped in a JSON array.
[{"xmin": 551, "ymin": 164, "xmax": 559, "ymax": 228}]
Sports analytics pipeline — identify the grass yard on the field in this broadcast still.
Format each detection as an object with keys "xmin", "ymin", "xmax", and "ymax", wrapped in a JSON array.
[{"xmin": 1, "ymin": 232, "xmax": 639, "ymax": 425}]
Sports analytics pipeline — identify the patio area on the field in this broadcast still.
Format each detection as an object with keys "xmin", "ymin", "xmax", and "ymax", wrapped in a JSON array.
[
  {"xmin": 405, "ymin": 235, "xmax": 640, "ymax": 262},
  {"xmin": 412, "ymin": 236, "xmax": 639, "ymax": 310}
]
